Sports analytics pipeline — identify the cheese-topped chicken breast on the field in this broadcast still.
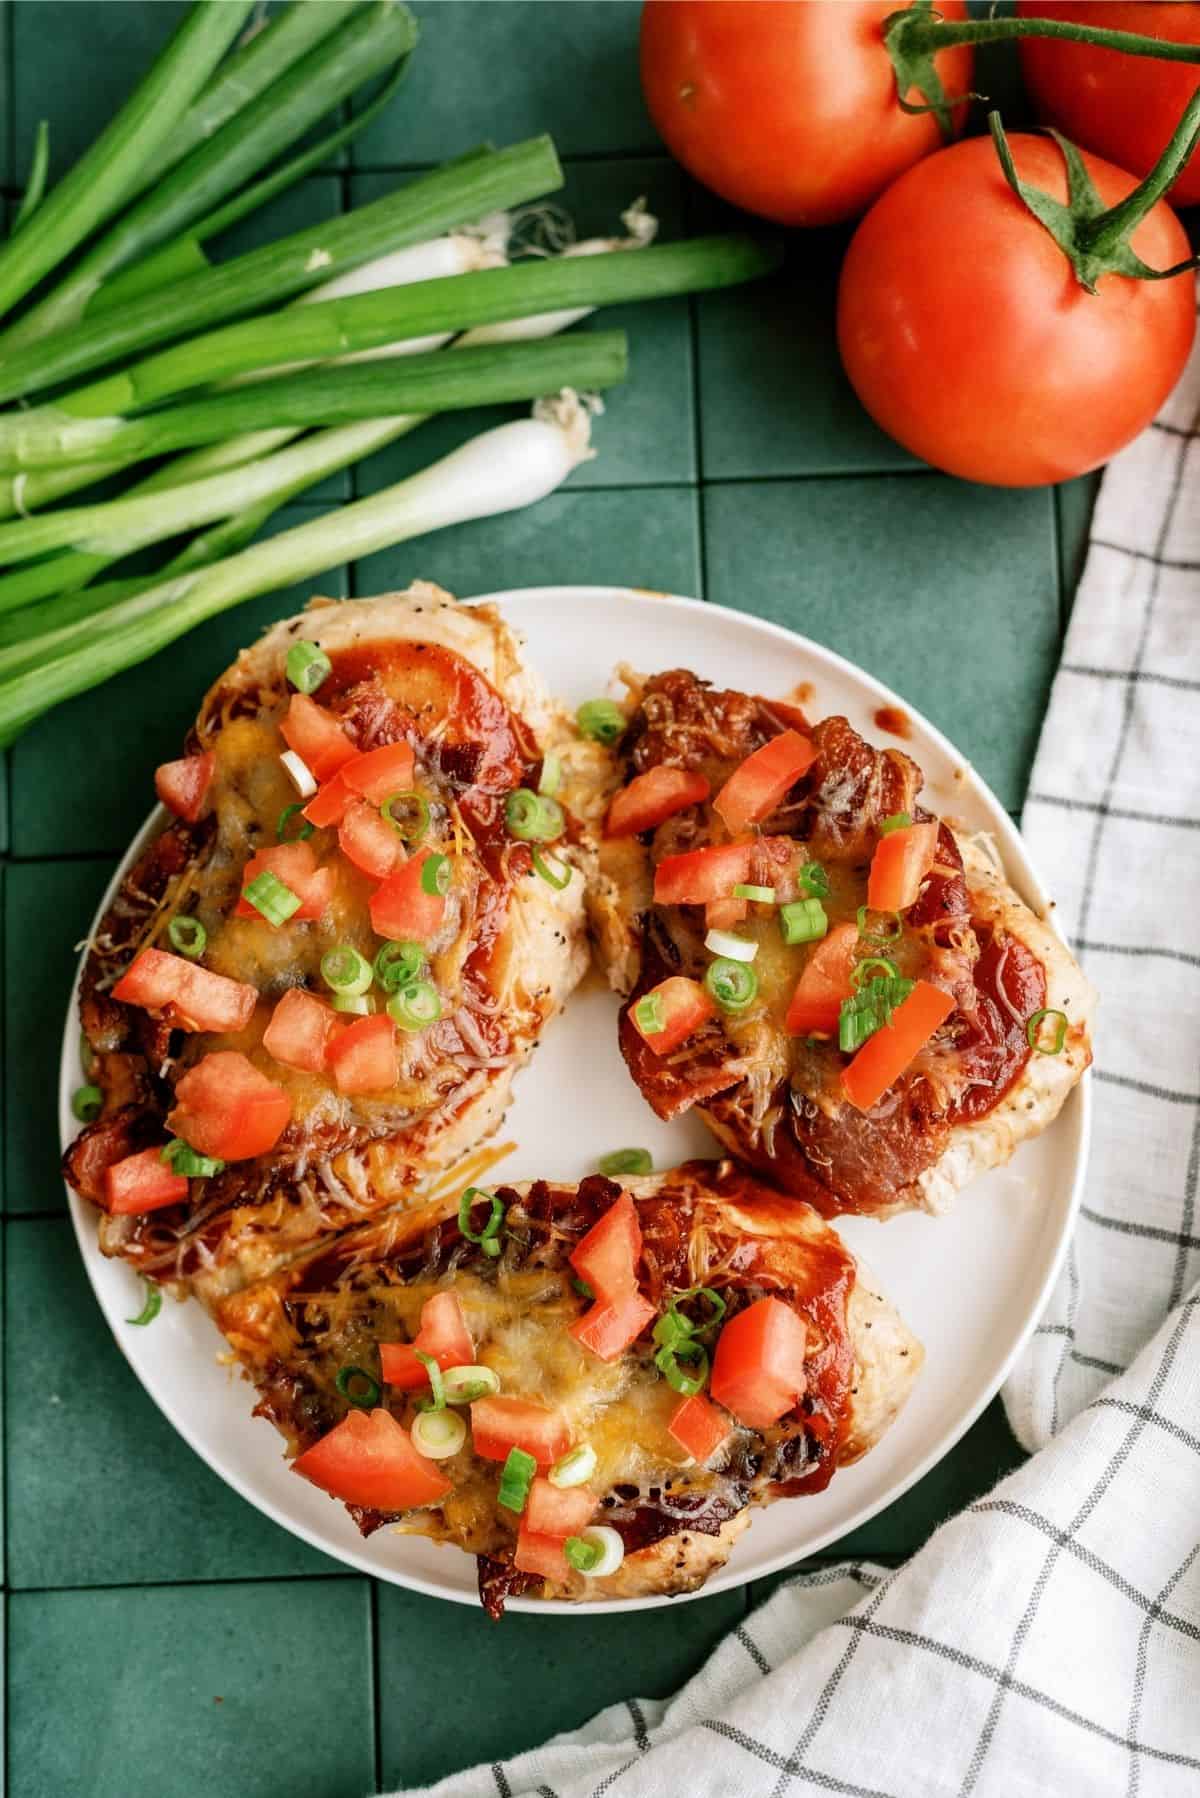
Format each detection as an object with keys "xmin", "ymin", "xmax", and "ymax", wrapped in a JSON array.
[
  {"xmin": 63, "ymin": 585, "xmax": 588, "ymax": 1302},
  {"xmin": 216, "ymin": 1160, "xmax": 922, "ymax": 1613},
  {"xmin": 592, "ymin": 669, "xmax": 1094, "ymax": 1220}
]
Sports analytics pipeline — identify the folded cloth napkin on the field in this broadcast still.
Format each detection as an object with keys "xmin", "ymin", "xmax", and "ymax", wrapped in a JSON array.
[{"xmin": 380, "ymin": 314, "xmax": 1200, "ymax": 1798}]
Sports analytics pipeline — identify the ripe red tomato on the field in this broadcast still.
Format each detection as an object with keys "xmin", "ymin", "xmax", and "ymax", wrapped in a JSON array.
[
  {"xmin": 1017, "ymin": 3, "xmax": 1200, "ymax": 208},
  {"xmin": 837, "ymin": 134, "xmax": 1195, "ymax": 486},
  {"xmin": 639, "ymin": 0, "xmax": 973, "ymax": 227}
]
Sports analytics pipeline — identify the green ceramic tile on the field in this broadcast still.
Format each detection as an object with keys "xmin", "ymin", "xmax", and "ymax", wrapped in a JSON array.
[
  {"xmin": 352, "ymin": 0, "xmax": 653, "ymax": 165},
  {"xmin": 1056, "ymin": 472, "xmax": 1102, "ymax": 626},
  {"xmin": 8, "ymin": 1579, "xmax": 373, "ymax": 1797},
  {"xmin": 703, "ymin": 476, "xmax": 1060, "ymax": 813},
  {"xmin": 5, "ymin": 1217, "xmax": 339, "ymax": 1586},
  {"xmin": 4, "ymin": 860, "xmax": 111, "ymax": 1216},
  {"xmin": 378, "ymin": 1580, "xmax": 744, "ymax": 1788},
  {"xmin": 354, "ymin": 483, "xmax": 702, "ymax": 605},
  {"xmin": 350, "ymin": 156, "xmax": 695, "ymax": 493},
  {"xmin": 9, "ymin": 502, "xmax": 348, "ymax": 859}
]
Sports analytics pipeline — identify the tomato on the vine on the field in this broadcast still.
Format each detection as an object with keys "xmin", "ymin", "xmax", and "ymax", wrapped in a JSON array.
[
  {"xmin": 836, "ymin": 134, "xmax": 1195, "ymax": 487},
  {"xmin": 638, "ymin": 0, "xmax": 974, "ymax": 228},
  {"xmin": 1017, "ymin": 2, "xmax": 1200, "ymax": 207}
]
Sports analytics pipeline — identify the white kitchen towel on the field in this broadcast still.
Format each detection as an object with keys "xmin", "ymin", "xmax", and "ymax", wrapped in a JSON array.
[{"xmin": 379, "ymin": 314, "xmax": 1200, "ymax": 1798}]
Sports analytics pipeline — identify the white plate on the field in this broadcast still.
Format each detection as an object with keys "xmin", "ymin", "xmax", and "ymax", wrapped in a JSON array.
[{"xmin": 59, "ymin": 586, "xmax": 1089, "ymax": 1613}]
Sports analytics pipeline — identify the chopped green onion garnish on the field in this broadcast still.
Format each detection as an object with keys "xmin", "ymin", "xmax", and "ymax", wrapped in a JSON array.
[
  {"xmin": 597, "ymin": 1147, "xmax": 653, "ymax": 1178},
  {"xmin": 387, "ymin": 980, "xmax": 441, "ymax": 1031},
  {"xmin": 857, "ymin": 905, "xmax": 903, "ymax": 946},
  {"xmin": 538, "ymin": 751, "xmax": 563, "ymax": 797},
  {"xmin": 373, "ymin": 940, "xmax": 424, "ymax": 993},
  {"xmin": 504, "ymin": 788, "xmax": 564, "ymax": 842},
  {"xmin": 421, "ymin": 852, "xmax": 451, "ymax": 896},
  {"xmin": 277, "ymin": 802, "xmax": 315, "ymax": 843},
  {"xmin": 663, "ymin": 1286, "xmax": 727, "ymax": 1342},
  {"xmin": 442, "ymin": 1364, "xmax": 500, "ymax": 1404},
  {"xmin": 414, "ymin": 1350, "xmax": 446, "ymax": 1413},
  {"xmin": 161, "ymin": 1138, "xmax": 225, "ymax": 1178},
  {"xmin": 320, "ymin": 944, "xmax": 373, "ymax": 996},
  {"xmin": 549, "ymin": 1444, "xmax": 598, "ymax": 1489},
  {"xmin": 564, "ymin": 1534, "xmax": 604, "ymax": 1572},
  {"xmin": 851, "ymin": 956, "xmax": 900, "ymax": 990},
  {"xmin": 733, "ymin": 883, "xmax": 776, "ymax": 903},
  {"xmin": 458, "ymin": 1186, "xmax": 505, "ymax": 1258},
  {"xmin": 566, "ymin": 1525, "xmax": 624, "ymax": 1576},
  {"xmin": 704, "ymin": 958, "xmax": 758, "ymax": 1013},
  {"xmin": 333, "ymin": 992, "xmax": 373, "ymax": 1016},
  {"xmin": 1026, "ymin": 1008, "xmax": 1068, "ymax": 1055},
  {"xmin": 72, "ymin": 1083, "xmax": 103, "ymax": 1123},
  {"xmin": 242, "ymin": 868, "xmax": 301, "ymax": 926},
  {"xmin": 798, "ymin": 860, "xmax": 829, "ymax": 898},
  {"xmin": 335, "ymin": 1365, "xmax": 380, "ymax": 1409},
  {"xmin": 654, "ymin": 1339, "xmax": 709, "ymax": 1396},
  {"xmin": 704, "ymin": 926, "xmax": 757, "ymax": 963},
  {"xmin": 411, "ymin": 1408, "xmax": 466, "ymax": 1459},
  {"xmin": 167, "ymin": 914, "xmax": 206, "ymax": 959},
  {"xmin": 571, "ymin": 1277, "xmax": 594, "ymax": 1299},
  {"xmin": 575, "ymin": 698, "xmax": 625, "ymax": 744},
  {"xmin": 879, "ymin": 812, "xmax": 912, "ymax": 835},
  {"xmin": 286, "ymin": 640, "xmax": 331, "ymax": 694},
  {"xmin": 837, "ymin": 975, "xmax": 915, "ymax": 1053},
  {"xmin": 126, "ymin": 1282, "xmax": 162, "ymax": 1328},
  {"xmin": 779, "ymin": 898, "xmax": 828, "ymax": 946},
  {"xmin": 531, "ymin": 847, "xmax": 571, "ymax": 890},
  {"xmin": 381, "ymin": 790, "xmax": 429, "ymax": 844},
  {"xmin": 497, "ymin": 1445, "xmax": 537, "ymax": 1513},
  {"xmin": 634, "ymin": 993, "xmax": 664, "ymax": 1035},
  {"xmin": 652, "ymin": 1310, "xmax": 694, "ymax": 1354}
]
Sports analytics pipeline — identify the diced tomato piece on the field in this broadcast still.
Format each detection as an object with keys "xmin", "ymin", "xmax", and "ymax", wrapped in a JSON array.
[
  {"xmin": 326, "ymin": 1013, "xmax": 397, "ymax": 1096},
  {"xmin": 469, "ymin": 1396, "xmax": 571, "ymax": 1466},
  {"xmin": 280, "ymin": 693, "xmax": 357, "ymax": 781},
  {"xmin": 368, "ymin": 848, "xmax": 447, "ymax": 942},
  {"xmin": 605, "ymin": 766, "xmax": 711, "ymax": 838},
  {"xmin": 103, "ymin": 1147, "xmax": 189, "ymax": 1215},
  {"xmin": 841, "ymin": 979, "xmax": 956, "ymax": 1112},
  {"xmin": 303, "ymin": 770, "xmax": 354, "ymax": 829},
  {"xmin": 713, "ymin": 731, "xmax": 817, "ymax": 835},
  {"xmin": 293, "ymin": 1408, "xmax": 451, "ymax": 1511},
  {"xmin": 514, "ymin": 1523, "xmax": 570, "ymax": 1583},
  {"xmin": 262, "ymin": 987, "xmax": 337, "ymax": 1074},
  {"xmin": 234, "ymin": 842, "xmax": 332, "ymax": 922},
  {"xmin": 112, "ymin": 948, "xmax": 258, "ymax": 1035},
  {"xmin": 338, "ymin": 799, "xmax": 405, "ymax": 881},
  {"xmin": 380, "ymin": 1291, "xmax": 474, "ymax": 1389},
  {"xmin": 706, "ymin": 896, "xmax": 748, "ymax": 931},
  {"xmin": 154, "ymin": 752, "xmax": 215, "ymax": 823},
  {"xmin": 570, "ymin": 1192, "xmax": 642, "ymax": 1304},
  {"xmin": 629, "ymin": 975, "xmax": 715, "ymax": 1057},
  {"xmin": 168, "ymin": 1050, "xmax": 292, "ymax": 1161},
  {"xmin": 525, "ymin": 1477, "xmax": 596, "ymax": 1537},
  {"xmin": 653, "ymin": 840, "xmax": 752, "ymax": 906},
  {"xmin": 711, "ymin": 1297, "xmax": 809, "ymax": 1430},
  {"xmin": 570, "ymin": 1288, "xmax": 656, "ymax": 1362},
  {"xmin": 866, "ymin": 821, "xmax": 939, "ymax": 913},
  {"xmin": 668, "ymin": 1393, "xmax": 732, "ymax": 1464},
  {"xmin": 342, "ymin": 740, "xmax": 416, "ymax": 806},
  {"xmin": 784, "ymin": 923, "xmax": 860, "ymax": 1037}
]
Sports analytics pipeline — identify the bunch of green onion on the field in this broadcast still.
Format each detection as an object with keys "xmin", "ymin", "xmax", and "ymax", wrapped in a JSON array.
[{"xmin": 0, "ymin": 0, "xmax": 779, "ymax": 745}]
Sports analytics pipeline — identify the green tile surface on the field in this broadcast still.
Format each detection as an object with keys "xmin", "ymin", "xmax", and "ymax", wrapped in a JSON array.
[{"xmin": 0, "ymin": 3, "xmax": 1092, "ymax": 1790}]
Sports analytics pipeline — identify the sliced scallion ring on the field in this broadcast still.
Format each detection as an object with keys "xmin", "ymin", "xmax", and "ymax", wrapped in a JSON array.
[
  {"xmin": 1026, "ymin": 1008, "xmax": 1068, "ymax": 1055},
  {"xmin": 373, "ymin": 940, "xmax": 424, "ymax": 993},
  {"xmin": 420, "ymin": 852, "xmax": 451, "ymax": 896},
  {"xmin": 704, "ymin": 927, "xmax": 757, "ymax": 963},
  {"xmin": 381, "ymin": 790, "xmax": 429, "ymax": 845},
  {"xmin": 72, "ymin": 1083, "xmax": 103, "ymax": 1123},
  {"xmin": 597, "ymin": 1147, "xmax": 653, "ymax": 1178},
  {"xmin": 321, "ymin": 944, "xmax": 373, "ymax": 996},
  {"xmin": 126, "ymin": 1282, "xmax": 162, "ymax": 1328},
  {"xmin": 566, "ymin": 1525, "xmax": 624, "ymax": 1577},
  {"xmin": 879, "ymin": 812, "xmax": 912, "ymax": 835},
  {"xmin": 497, "ymin": 1445, "xmax": 537, "ymax": 1513},
  {"xmin": 333, "ymin": 992, "xmax": 373, "ymax": 1016},
  {"xmin": 458, "ymin": 1186, "xmax": 505, "ymax": 1258},
  {"xmin": 779, "ymin": 898, "xmax": 827, "ymax": 946},
  {"xmin": 335, "ymin": 1365, "xmax": 381, "ymax": 1409},
  {"xmin": 286, "ymin": 640, "xmax": 331, "ymax": 694},
  {"xmin": 531, "ymin": 847, "xmax": 570, "ymax": 890},
  {"xmin": 857, "ymin": 905, "xmax": 903, "ymax": 946},
  {"xmin": 704, "ymin": 957, "xmax": 758, "ymax": 1012},
  {"xmin": 442, "ymin": 1364, "xmax": 500, "ymax": 1405},
  {"xmin": 633, "ymin": 993, "xmax": 664, "ymax": 1035},
  {"xmin": 411, "ymin": 1409, "xmax": 466, "ymax": 1459},
  {"xmin": 798, "ymin": 860, "xmax": 829, "ymax": 898},
  {"xmin": 161, "ymin": 1139, "xmax": 225, "ymax": 1179},
  {"xmin": 504, "ymin": 788, "xmax": 564, "ymax": 842},
  {"xmin": 851, "ymin": 956, "xmax": 900, "ymax": 990},
  {"xmin": 242, "ymin": 868, "xmax": 302, "ymax": 927},
  {"xmin": 167, "ymin": 914, "xmax": 206, "ymax": 959},
  {"xmin": 414, "ymin": 1350, "xmax": 446, "ymax": 1413},
  {"xmin": 665, "ymin": 1286, "xmax": 727, "ymax": 1341},
  {"xmin": 277, "ymin": 802, "xmax": 314, "ymax": 844},
  {"xmin": 549, "ymin": 1444, "xmax": 598, "ymax": 1490},
  {"xmin": 575, "ymin": 698, "xmax": 625, "ymax": 745},
  {"xmin": 654, "ymin": 1339, "xmax": 709, "ymax": 1395},
  {"xmin": 733, "ymin": 883, "xmax": 776, "ymax": 903},
  {"xmin": 279, "ymin": 748, "xmax": 317, "ymax": 799},
  {"xmin": 387, "ymin": 980, "xmax": 441, "ymax": 1031},
  {"xmin": 538, "ymin": 751, "xmax": 563, "ymax": 797}
]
